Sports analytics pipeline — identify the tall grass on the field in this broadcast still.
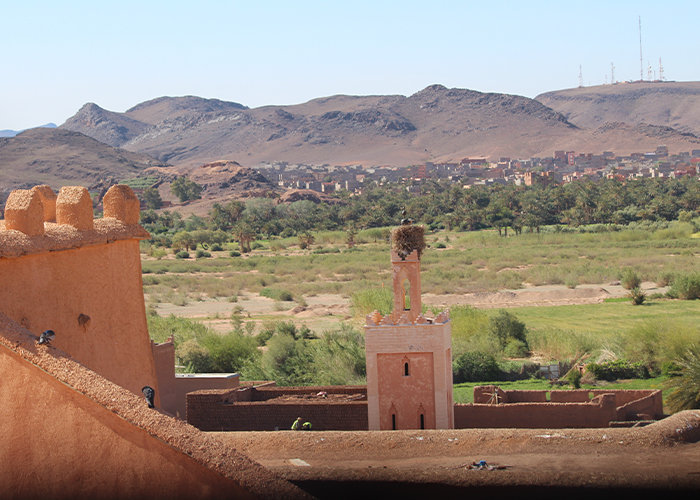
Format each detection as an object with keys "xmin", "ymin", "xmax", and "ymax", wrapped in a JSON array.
[{"xmin": 350, "ymin": 287, "xmax": 393, "ymax": 316}]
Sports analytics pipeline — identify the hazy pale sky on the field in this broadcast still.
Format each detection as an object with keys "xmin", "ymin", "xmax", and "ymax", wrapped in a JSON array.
[{"xmin": 2, "ymin": 0, "xmax": 699, "ymax": 130}]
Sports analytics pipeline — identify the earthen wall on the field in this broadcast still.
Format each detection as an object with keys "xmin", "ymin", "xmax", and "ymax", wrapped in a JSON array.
[
  {"xmin": 454, "ymin": 394, "xmax": 618, "ymax": 428},
  {"xmin": 0, "ymin": 314, "xmax": 301, "ymax": 499},
  {"xmin": 187, "ymin": 390, "xmax": 368, "ymax": 431},
  {"xmin": 0, "ymin": 185, "xmax": 157, "ymax": 398}
]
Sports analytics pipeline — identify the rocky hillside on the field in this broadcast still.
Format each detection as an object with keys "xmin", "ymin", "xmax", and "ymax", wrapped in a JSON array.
[
  {"xmin": 58, "ymin": 83, "xmax": 700, "ymax": 169},
  {"xmin": 0, "ymin": 128, "xmax": 168, "ymax": 192},
  {"xmin": 536, "ymin": 81, "xmax": 700, "ymax": 136}
]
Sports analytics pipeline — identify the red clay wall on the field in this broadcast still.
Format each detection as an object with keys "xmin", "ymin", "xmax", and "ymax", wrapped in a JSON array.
[
  {"xmin": 152, "ymin": 339, "xmax": 177, "ymax": 415},
  {"xmin": 174, "ymin": 375, "xmax": 240, "ymax": 419},
  {"xmin": 614, "ymin": 390, "xmax": 664, "ymax": 420},
  {"xmin": 250, "ymin": 385, "xmax": 367, "ymax": 401},
  {"xmin": 187, "ymin": 390, "xmax": 368, "ymax": 431},
  {"xmin": 0, "ymin": 347, "xmax": 255, "ymax": 500},
  {"xmin": 377, "ymin": 352, "xmax": 436, "ymax": 429},
  {"xmin": 454, "ymin": 394, "xmax": 618, "ymax": 428},
  {"xmin": 0, "ymin": 240, "xmax": 158, "ymax": 397}
]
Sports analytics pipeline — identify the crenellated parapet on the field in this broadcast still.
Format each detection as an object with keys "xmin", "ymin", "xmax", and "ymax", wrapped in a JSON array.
[
  {"xmin": 0, "ymin": 184, "xmax": 149, "ymax": 258},
  {"xmin": 365, "ymin": 308, "xmax": 450, "ymax": 327}
]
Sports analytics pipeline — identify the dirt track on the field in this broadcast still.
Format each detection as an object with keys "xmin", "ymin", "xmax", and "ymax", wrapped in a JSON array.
[{"xmin": 214, "ymin": 411, "xmax": 700, "ymax": 497}]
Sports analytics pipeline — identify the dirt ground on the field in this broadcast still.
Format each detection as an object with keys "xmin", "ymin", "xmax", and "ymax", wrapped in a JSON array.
[
  {"xmin": 214, "ymin": 411, "xmax": 700, "ymax": 497},
  {"xmin": 152, "ymin": 282, "xmax": 668, "ymax": 333}
]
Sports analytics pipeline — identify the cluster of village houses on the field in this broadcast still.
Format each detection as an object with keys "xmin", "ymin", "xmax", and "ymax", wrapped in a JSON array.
[{"xmin": 262, "ymin": 146, "xmax": 700, "ymax": 194}]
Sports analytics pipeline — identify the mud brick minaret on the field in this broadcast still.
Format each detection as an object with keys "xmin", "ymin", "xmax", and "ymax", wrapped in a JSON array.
[{"xmin": 364, "ymin": 223, "xmax": 454, "ymax": 430}]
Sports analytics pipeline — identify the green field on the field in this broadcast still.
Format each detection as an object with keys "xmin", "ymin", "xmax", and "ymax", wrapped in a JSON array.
[{"xmin": 142, "ymin": 223, "xmax": 699, "ymax": 394}]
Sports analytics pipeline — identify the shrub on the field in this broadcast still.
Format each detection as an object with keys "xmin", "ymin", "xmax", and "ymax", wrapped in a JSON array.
[
  {"xmin": 434, "ymin": 242, "xmax": 447, "ymax": 249},
  {"xmin": 564, "ymin": 276, "xmax": 578, "ymax": 289},
  {"xmin": 565, "ymin": 369, "xmax": 583, "ymax": 388},
  {"xmin": 210, "ymin": 243, "xmax": 223, "ymax": 251},
  {"xmin": 229, "ymin": 250, "xmax": 241, "ymax": 257},
  {"xmin": 585, "ymin": 359, "xmax": 650, "ymax": 381},
  {"xmin": 620, "ymin": 268, "xmax": 642, "ymax": 290},
  {"xmin": 312, "ymin": 247, "xmax": 341, "ymax": 254},
  {"xmin": 630, "ymin": 287, "xmax": 646, "ymax": 305},
  {"xmin": 656, "ymin": 271, "xmax": 675, "ymax": 287},
  {"xmin": 453, "ymin": 351, "xmax": 501, "ymax": 383},
  {"xmin": 668, "ymin": 273, "xmax": 700, "ymax": 300},
  {"xmin": 177, "ymin": 339, "xmax": 213, "ymax": 372},
  {"xmin": 504, "ymin": 339, "xmax": 529, "ymax": 358},
  {"xmin": 488, "ymin": 310, "xmax": 528, "ymax": 350},
  {"xmin": 260, "ymin": 287, "xmax": 294, "ymax": 301},
  {"xmin": 175, "ymin": 250, "xmax": 190, "ymax": 259},
  {"xmin": 195, "ymin": 249, "xmax": 211, "ymax": 258},
  {"xmin": 199, "ymin": 332, "xmax": 260, "ymax": 373}
]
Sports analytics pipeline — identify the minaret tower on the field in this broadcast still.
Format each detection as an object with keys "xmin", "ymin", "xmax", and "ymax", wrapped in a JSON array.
[{"xmin": 364, "ymin": 220, "xmax": 454, "ymax": 430}]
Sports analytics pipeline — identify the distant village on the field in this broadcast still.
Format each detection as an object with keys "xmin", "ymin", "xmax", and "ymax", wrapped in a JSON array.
[{"xmin": 260, "ymin": 145, "xmax": 700, "ymax": 195}]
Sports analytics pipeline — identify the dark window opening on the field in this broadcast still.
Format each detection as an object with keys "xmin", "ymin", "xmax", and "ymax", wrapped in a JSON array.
[
  {"xmin": 420, "ymin": 414, "xmax": 425, "ymax": 429},
  {"xmin": 404, "ymin": 362, "xmax": 410, "ymax": 376},
  {"xmin": 392, "ymin": 414, "xmax": 396, "ymax": 430}
]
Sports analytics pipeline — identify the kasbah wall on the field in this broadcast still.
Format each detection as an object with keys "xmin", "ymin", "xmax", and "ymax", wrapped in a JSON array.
[
  {"xmin": 0, "ymin": 184, "xmax": 306, "ymax": 499},
  {"xmin": 0, "ymin": 184, "xmax": 158, "ymax": 399}
]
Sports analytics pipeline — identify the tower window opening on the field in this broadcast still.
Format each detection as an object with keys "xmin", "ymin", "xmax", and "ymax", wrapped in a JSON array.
[
  {"xmin": 404, "ymin": 362, "xmax": 410, "ymax": 376},
  {"xmin": 420, "ymin": 413, "xmax": 425, "ymax": 429},
  {"xmin": 392, "ymin": 414, "xmax": 397, "ymax": 430}
]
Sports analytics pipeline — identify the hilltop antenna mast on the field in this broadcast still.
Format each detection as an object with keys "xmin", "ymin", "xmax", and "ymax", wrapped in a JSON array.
[
  {"xmin": 611, "ymin": 62, "xmax": 615, "ymax": 84},
  {"xmin": 578, "ymin": 65, "xmax": 583, "ymax": 87},
  {"xmin": 639, "ymin": 16, "xmax": 644, "ymax": 80},
  {"xmin": 659, "ymin": 58, "xmax": 665, "ymax": 81}
]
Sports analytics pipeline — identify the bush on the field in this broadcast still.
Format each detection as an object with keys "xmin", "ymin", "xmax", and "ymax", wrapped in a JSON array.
[
  {"xmin": 434, "ymin": 242, "xmax": 447, "ymax": 249},
  {"xmin": 210, "ymin": 243, "xmax": 223, "ymax": 251},
  {"xmin": 229, "ymin": 250, "xmax": 241, "ymax": 257},
  {"xmin": 565, "ymin": 369, "xmax": 583, "ymax": 388},
  {"xmin": 585, "ymin": 359, "xmax": 650, "ymax": 381},
  {"xmin": 453, "ymin": 351, "xmax": 501, "ymax": 383},
  {"xmin": 488, "ymin": 310, "xmax": 528, "ymax": 350},
  {"xmin": 668, "ymin": 273, "xmax": 700, "ymax": 300},
  {"xmin": 656, "ymin": 271, "xmax": 675, "ymax": 287},
  {"xmin": 630, "ymin": 287, "xmax": 646, "ymax": 305},
  {"xmin": 199, "ymin": 332, "xmax": 260, "ymax": 373},
  {"xmin": 195, "ymin": 249, "xmax": 211, "ymax": 258},
  {"xmin": 175, "ymin": 250, "xmax": 190, "ymax": 259},
  {"xmin": 504, "ymin": 339, "xmax": 529, "ymax": 358},
  {"xmin": 177, "ymin": 339, "xmax": 213, "ymax": 372},
  {"xmin": 260, "ymin": 287, "xmax": 294, "ymax": 301},
  {"xmin": 620, "ymin": 268, "xmax": 642, "ymax": 290}
]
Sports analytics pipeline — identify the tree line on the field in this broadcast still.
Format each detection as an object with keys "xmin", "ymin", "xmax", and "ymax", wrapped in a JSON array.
[{"xmin": 139, "ymin": 176, "xmax": 698, "ymax": 247}]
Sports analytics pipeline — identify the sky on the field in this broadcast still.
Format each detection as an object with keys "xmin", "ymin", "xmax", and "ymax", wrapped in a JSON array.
[{"xmin": 2, "ymin": 0, "xmax": 699, "ymax": 130}]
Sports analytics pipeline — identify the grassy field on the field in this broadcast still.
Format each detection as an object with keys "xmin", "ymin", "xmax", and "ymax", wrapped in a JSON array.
[
  {"xmin": 142, "ymin": 223, "xmax": 698, "ymax": 391},
  {"xmin": 509, "ymin": 300, "xmax": 700, "ymax": 334},
  {"xmin": 141, "ymin": 223, "xmax": 698, "ymax": 303}
]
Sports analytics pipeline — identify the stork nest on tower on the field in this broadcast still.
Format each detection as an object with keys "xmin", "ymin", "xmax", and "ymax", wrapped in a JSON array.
[{"xmin": 391, "ymin": 224, "xmax": 426, "ymax": 260}]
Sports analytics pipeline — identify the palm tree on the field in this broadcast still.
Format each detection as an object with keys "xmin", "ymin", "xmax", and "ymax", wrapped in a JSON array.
[{"xmin": 666, "ymin": 346, "xmax": 700, "ymax": 412}]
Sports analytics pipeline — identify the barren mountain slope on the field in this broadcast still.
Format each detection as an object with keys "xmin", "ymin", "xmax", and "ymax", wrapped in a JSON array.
[
  {"xmin": 62, "ymin": 85, "xmax": 585, "ymax": 167},
  {"xmin": 55, "ymin": 83, "xmax": 700, "ymax": 170},
  {"xmin": 536, "ymin": 81, "xmax": 700, "ymax": 135},
  {"xmin": 0, "ymin": 128, "xmax": 167, "ymax": 192},
  {"xmin": 61, "ymin": 103, "xmax": 150, "ymax": 147},
  {"xmin": 125, "ymin": 95, "xmax": 248, "ymax": 124}
]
